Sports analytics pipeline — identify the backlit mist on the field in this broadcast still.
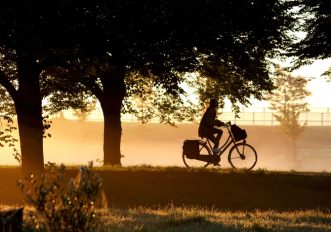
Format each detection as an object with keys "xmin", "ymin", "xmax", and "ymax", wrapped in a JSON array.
[{"xmin": 1, "ymin": 119, "xmax": 330, "ymax": 172}]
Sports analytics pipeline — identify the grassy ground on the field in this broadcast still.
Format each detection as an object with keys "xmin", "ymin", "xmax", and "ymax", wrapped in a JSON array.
[
  {"xmin": 1, "ymin": 166, "xmax": 331, "ymax": 211},
  {"xmin": 1, "ymin": 166, "xmax": 331, "ymax": 231},
  {"xmin": 20, "ymin": 206, "xmax": 331, "ymax": 232}
]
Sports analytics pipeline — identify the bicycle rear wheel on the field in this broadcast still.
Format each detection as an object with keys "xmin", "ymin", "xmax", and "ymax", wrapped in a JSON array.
[
  {"xmin": 228, "ymin": 143, "xmax": 257, "ymax": 170},
  {"xmin": 182, "ymin": 140, "xmax": 211, "ymax": 168}
]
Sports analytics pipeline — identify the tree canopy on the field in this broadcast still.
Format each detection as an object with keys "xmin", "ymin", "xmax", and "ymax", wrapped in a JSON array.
[
  {"xmin": 291, "ymin": 0, "xmax": 331, "ymax": 67},
  {"xmin": 0, "ymin": 0, "xmax": 298, "ymax": 102},
  {"xmin": 0, "ymin": 0, "xmax": 298, "ymax": 168}
]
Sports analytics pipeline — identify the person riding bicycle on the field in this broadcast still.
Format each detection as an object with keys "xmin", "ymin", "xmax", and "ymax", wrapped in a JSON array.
[{"xmin": 198, "ymin": 98, "xmax": 225, "ymax": 154}]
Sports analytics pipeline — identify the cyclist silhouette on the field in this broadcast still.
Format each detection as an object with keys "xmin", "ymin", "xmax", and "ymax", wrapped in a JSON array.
[{"xmin": 198, "ymin": 99, "xmax": 224, "ymax": 154}]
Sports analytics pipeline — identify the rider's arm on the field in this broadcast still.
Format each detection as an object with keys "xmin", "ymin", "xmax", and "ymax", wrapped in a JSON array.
[{"xmin": 215, "ymin": 119, "xmax": 225, "ymax": 127}]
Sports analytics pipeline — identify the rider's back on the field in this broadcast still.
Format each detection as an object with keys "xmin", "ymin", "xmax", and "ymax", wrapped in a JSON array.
[{"xmin": 198, "ymin": 106, "xmax": 216, "ymax": 137}]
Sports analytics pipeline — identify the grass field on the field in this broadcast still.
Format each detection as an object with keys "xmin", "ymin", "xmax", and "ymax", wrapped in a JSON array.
[
  {"xmin": 1, "ymin": 166, "xmax": 331, "ymax": 231},
  {"xmin": 1, "ymin": 166, "xmax": 331, "ymax": 210},
  {"xmin": 1, "ymin": 121, "xmax": 331, "ymax": 230},
  {"xmin": 20, "ymin": 206, "xmax": 331, "ymax": 231}
]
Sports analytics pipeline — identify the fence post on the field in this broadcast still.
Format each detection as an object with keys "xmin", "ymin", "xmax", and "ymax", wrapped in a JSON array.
[{"xmin": 321, "ymin": 113, "xmax": 324, "ymax": 126}]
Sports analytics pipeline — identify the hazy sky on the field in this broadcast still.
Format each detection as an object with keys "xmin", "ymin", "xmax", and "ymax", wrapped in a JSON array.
[
  {"xmin": 251, "ymin": 58, "xmax": 331, "ymax": 109},
  {"xmin": 293, "ymin": 59, "xmax": 331, "ymax": 107}
]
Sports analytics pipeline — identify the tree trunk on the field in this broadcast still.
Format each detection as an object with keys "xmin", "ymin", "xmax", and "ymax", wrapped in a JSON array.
[
  {"xmin": 16, "ymin": 53, "xmax": 44, "ymax": 174},
  {"xmin": 99, "ymin": 64, "xmax": 126, "ymax": 165}
]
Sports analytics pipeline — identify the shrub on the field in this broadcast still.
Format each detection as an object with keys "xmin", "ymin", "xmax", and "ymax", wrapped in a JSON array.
[{"xmin": 18, "ymin": 163, "xmax": 103, "ymax": 232}]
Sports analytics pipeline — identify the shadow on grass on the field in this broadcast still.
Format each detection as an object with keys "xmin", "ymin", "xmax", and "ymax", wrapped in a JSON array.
[
  {"xmin": 97, "ymin": 167, "xmax": 331, "ymax": 211},
  {"xmin": 2, "ymin": 166, "xmax": 331, "ymax": 212}
]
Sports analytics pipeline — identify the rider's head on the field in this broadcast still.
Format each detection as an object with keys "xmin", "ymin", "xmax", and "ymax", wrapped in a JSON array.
[{"xmin": 209, "ymin": 98, "xmax": 219, "ymax": 108}]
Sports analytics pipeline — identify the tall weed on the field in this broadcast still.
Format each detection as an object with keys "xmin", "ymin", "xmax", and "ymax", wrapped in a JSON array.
[{"xmin": 18, "ymin": 163, "xmax": 103, "ymax": 232}]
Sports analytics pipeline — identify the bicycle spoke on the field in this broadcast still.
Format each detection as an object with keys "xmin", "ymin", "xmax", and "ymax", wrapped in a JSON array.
[
  {"xmin": 228, "ymin": 143, "xmax": 257, "ymax": 170},
  {"xmin": 230, "ymin": 156, "xmax": 242, "ymax": 160}
]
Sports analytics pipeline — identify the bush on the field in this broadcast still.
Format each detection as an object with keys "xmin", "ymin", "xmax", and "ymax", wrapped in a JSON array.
[{"xmin": 18, "ymin": 164, "xmax": 103, "ymax": 232}]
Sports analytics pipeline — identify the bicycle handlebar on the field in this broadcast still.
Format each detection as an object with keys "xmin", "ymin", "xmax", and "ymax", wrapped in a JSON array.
[{"xmin": 216, "ymin": 121, "xmax": 232, "ymax": 128}]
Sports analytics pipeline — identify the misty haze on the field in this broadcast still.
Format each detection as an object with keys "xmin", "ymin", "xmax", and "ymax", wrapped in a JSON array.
[{"xmin": 1, "ymin": 118, "xmax": 330, "ymax": 172}]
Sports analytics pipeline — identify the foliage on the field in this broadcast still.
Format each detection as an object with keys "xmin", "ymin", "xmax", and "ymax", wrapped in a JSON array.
[
  {"xmin": 0, "ymin": 84, "xmax": 20, "ymax": 164},
  {"xmin": 267, "ymin": 65, "xmax": 310, "ymax": 139},
  {"xmin": 0, "ymin": 115, "xmax": 20, "ymax": 164},
  {"xmin": 266, "ymin": 65, "xmax": 310, "ymax": 161},
  {"xmin": 124, "ymin": 72, "xmax": 196, "ymax": 125},
  {"xmin": 323, "ymin": 67, "xmax": 331, "ymax": 79},
  {"xmin": 40, "ymin": 67, "xmax": 95, "ymax": 117},
  {"xmin": 72, "ymin": 99, "xmax": 97, "ymax": 122},
  {"xmin": 291, "ymin": 0, "xmax": 331, "ymax": 68},
  {"xmin": 42, "ymin": 116, "xmax": 52, "ymax": 139},
  {"xmin": 105, "ymin": 0, "xmax": 296, "ymax": 111},
  {"xmin": 200, "ymin": 54, "xmax": 275, "ymax": 109},
  {"xmin": 29, "ymin": 0, "xmax": 296, "ymax": 121},
  {"xmin": 18, "ymin": 164, "xmax": 103, "ymax": 232}
]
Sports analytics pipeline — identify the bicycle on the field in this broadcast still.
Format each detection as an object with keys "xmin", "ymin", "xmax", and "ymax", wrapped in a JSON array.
[{"xmin": 182, "ymin": 122, "xmax": 257, "ymax": 170}]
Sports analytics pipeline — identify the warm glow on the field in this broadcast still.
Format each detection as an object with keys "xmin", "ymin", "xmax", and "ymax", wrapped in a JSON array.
[
  {"xmin": 292, "ymin": 59, "xmax": 331, "ymax": 107},
  {"xmin": 1, "ymin": 61, "xmax": 331, "ymax": 172},
  {"xmin": 1, "ymin": 119, "xmax": 331, "ymax": 172}
]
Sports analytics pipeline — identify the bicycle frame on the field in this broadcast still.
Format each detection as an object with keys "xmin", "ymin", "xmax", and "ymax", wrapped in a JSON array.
[
  {"xmin": 202, "ymin": 124, "xmax": 246, "ymax": 158},
  {"xmin": 183, "ymin": 122, "xmax": 256, "ymax": 169}
]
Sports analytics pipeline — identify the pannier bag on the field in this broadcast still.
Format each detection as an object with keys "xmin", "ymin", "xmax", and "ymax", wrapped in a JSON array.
[
  {"xmin": 183, "ymin": 140, "xmax": 200, "ymax": 159},
  {"xmin": 231, "ymin": 124, "xmax": 247, "ymax": 142}
]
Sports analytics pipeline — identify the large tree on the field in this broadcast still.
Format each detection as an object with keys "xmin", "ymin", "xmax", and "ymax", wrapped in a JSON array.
[
  {"xmin": 43, "ymin": 0, "xmax": 297, "ymax": 165},
  {"xmin": 0, "ymin": 0, "xmax": 101, "ymax": 172},
  {"xmin": 43, "ymin": 56, "xmax": 196, "ymax": 165},
  {"xmin": 0, "ymin": 0, "xmax": 296, "ymax": 169}
]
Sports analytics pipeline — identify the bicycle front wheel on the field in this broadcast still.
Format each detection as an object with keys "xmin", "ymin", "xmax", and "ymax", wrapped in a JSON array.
[
  {"xmin": 182, "ymin": 140, "xmax": 211, "ymax": 168},
  {"xmin": 228, "ymin": 143, "xmax": 257, "ymax": 170}
]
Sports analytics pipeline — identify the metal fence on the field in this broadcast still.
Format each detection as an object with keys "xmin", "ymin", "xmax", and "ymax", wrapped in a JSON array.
[
  {"xmin": 219, "ymin": 107, "xmax": 331, "ymax": 126},
  {"xmin": 64, "ymin": 107, "xmax": 331, "ymax": 126},
  {"xmin": 220, "ymin": 111, "xmax": 331, "ymax": 126}
]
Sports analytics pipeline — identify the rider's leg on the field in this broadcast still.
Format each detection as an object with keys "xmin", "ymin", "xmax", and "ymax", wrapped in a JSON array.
[
  {"xmin": 209, "ymin": 128, "xmax": 223, "ymax": 149},
  {"xmin": 214, "ymin": 128, "xmax": 223, "ymax": 148},
  {"xmin": 206, "ymin": 129, "xmax": 223, "ymax": 154},
  {"xmin": 207, "ymin": 129, "xmax": 223, "ymax": 164}
]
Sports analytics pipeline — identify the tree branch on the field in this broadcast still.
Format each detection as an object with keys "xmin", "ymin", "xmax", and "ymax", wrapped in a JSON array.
[
  {"xmin": 0, "ymin": 70, "xmax": 18, "ymax": 102},
  {"xmin": 82, "ymin": 80, "xmax": 104, "ymax": 101}
]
